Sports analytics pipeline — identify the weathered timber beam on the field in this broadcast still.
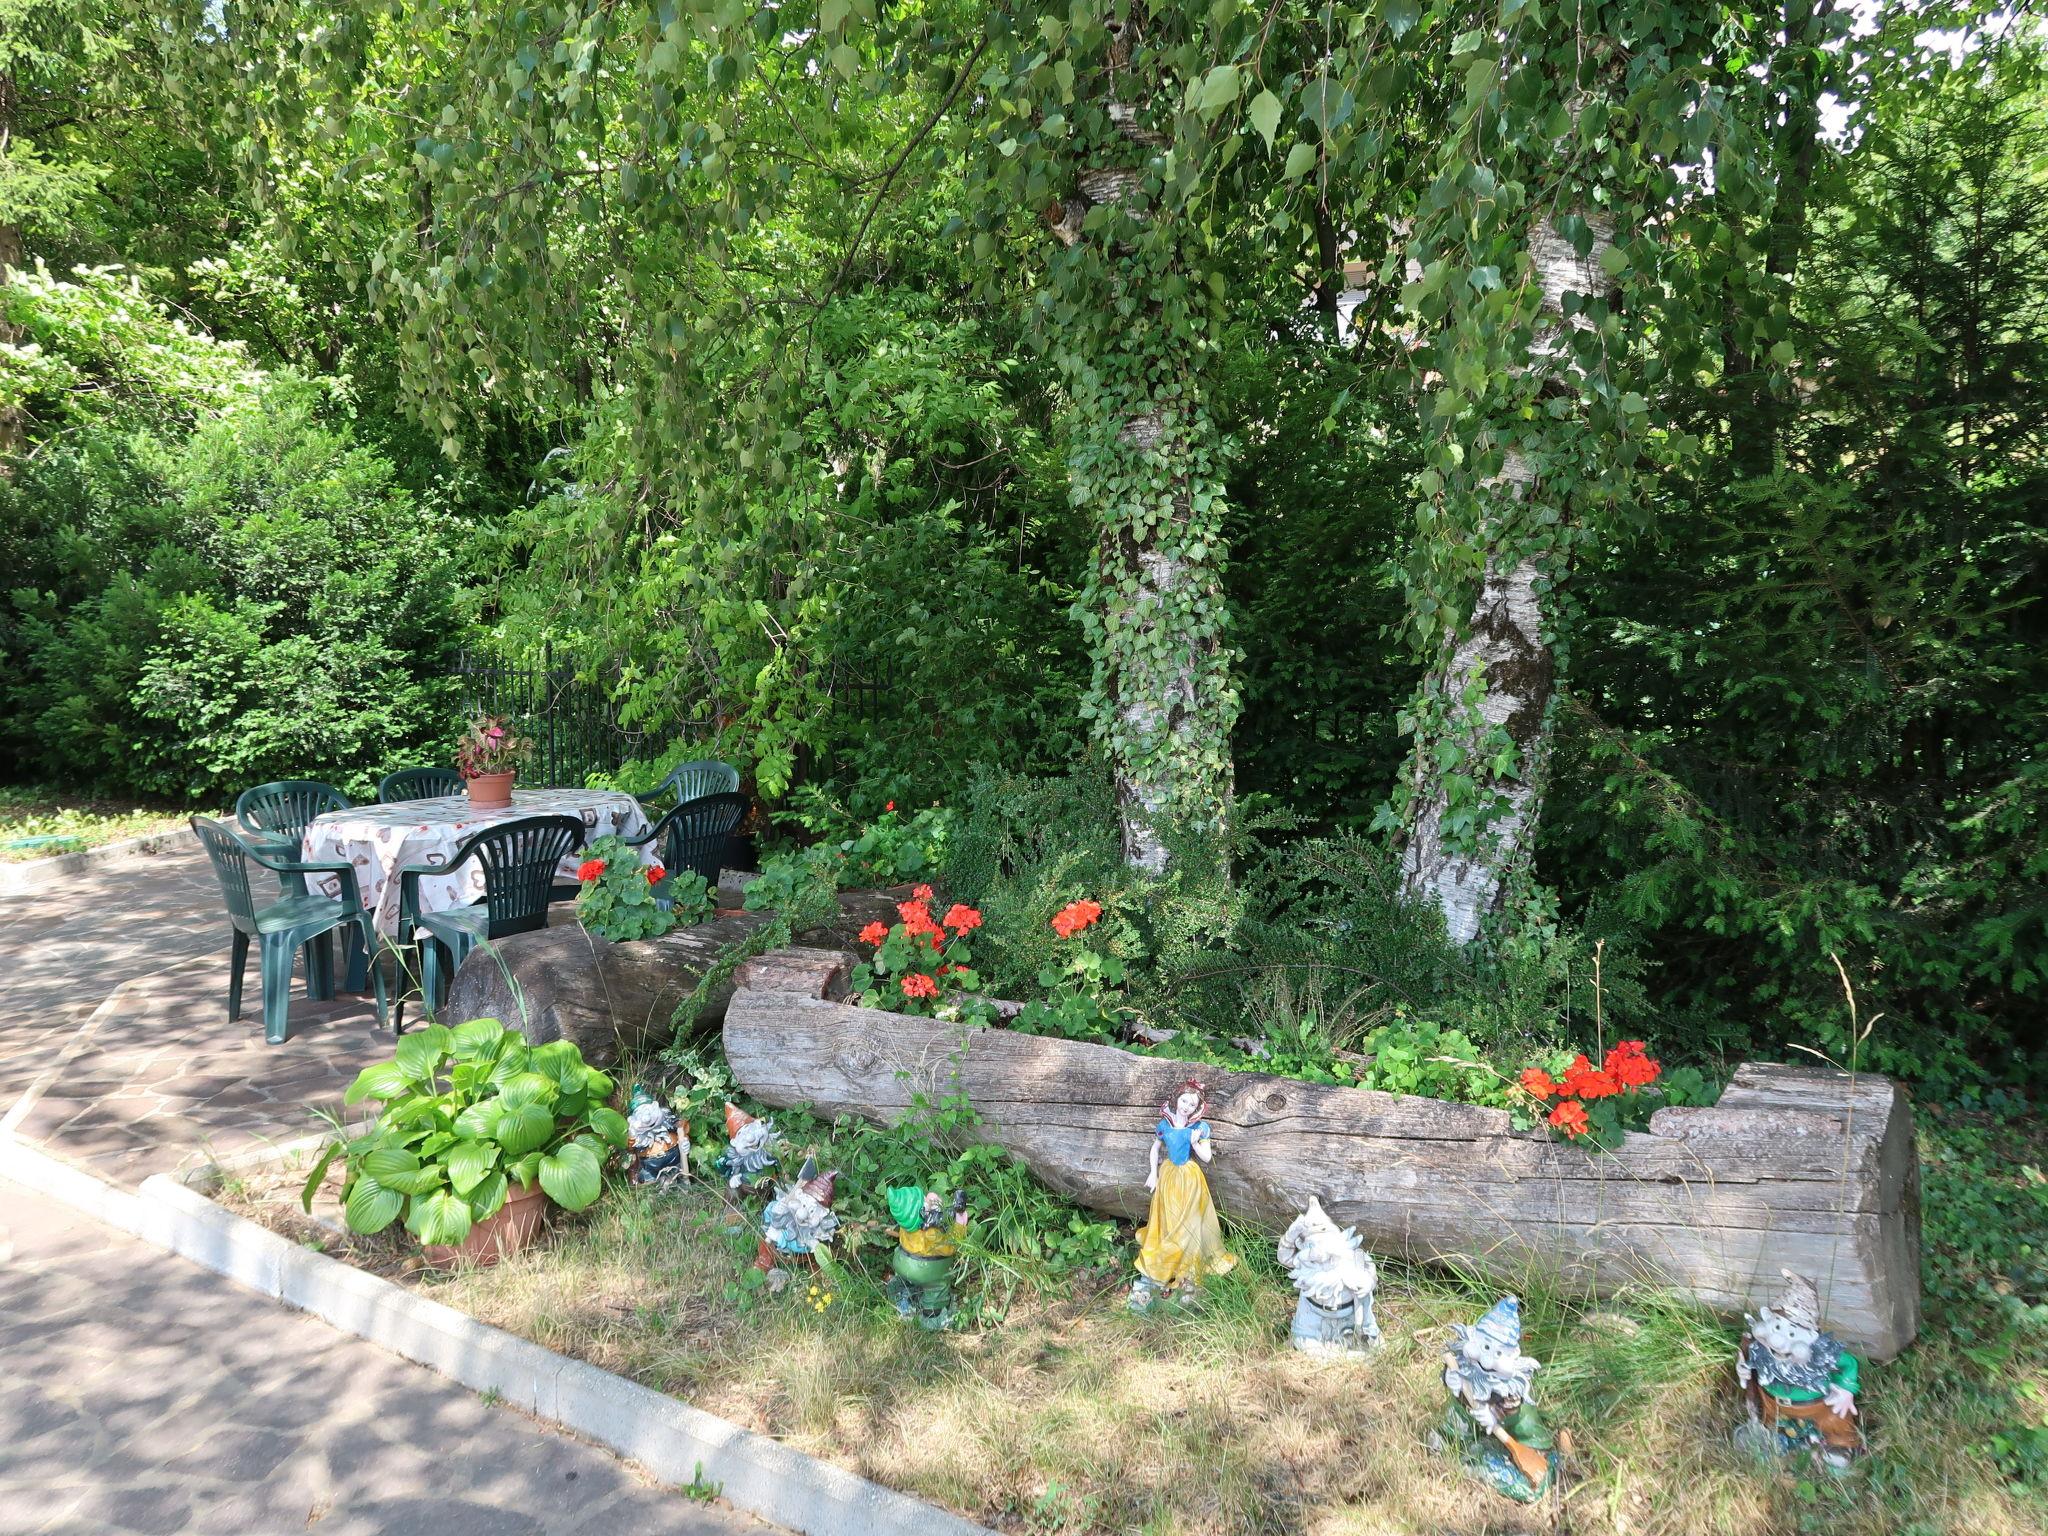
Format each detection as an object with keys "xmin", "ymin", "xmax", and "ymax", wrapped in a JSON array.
[{"xmin": 722, "ymin": 978, "xmax": 1921, "ymax": 1358}]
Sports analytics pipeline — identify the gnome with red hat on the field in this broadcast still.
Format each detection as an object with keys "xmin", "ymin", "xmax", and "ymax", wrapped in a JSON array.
[
  {"xmin": 755, "ymin": 1157, "xmax": 840, "ymax": 1284},
  {"xmin": 715, "ymin": 1101, "xmax": 781, "ymax": 1194}
]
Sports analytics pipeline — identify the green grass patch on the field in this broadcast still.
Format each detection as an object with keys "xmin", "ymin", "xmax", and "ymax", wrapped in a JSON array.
[{"xmin": 0, "ymin": 786, "xmax": 208, "ymax": 861}]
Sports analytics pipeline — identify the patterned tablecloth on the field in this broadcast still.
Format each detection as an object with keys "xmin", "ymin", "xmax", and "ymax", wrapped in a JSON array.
[{"xmin": 299, "ymin": 789, "xmax": 653, "ymax": 937}]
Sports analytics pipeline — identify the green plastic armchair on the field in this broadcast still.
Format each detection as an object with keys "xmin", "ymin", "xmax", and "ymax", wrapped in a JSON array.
[
  {"xmin": 378, "ymin": 766, "xmax": 465, "ymax": 803},
  {"xmin": 234, "ymin": 779, "xmax": 351, "ymax": 860},
  {"xmin": 393, "ymin": 813, "xmax": 587, "ymax": 1031},
  {"xmin": 191, "ymin": 816, "xmax": 389, "ymax": 1044},
  {"xmin": 637, "ymin": 758, "xmax": 740, "ymax": 812},
  {"xmin": 623, "ymin": 791, "xmax": 749, "ymax": 886}
]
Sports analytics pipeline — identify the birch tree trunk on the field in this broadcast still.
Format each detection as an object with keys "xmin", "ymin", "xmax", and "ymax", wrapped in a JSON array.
[
  {"xmin": 1398, "ymin": 218, "xmax": 1611, "ymax": 944},
  {"xmin": 1050, "ymin": 20, "xmax": 1237, "ymax": 876}
]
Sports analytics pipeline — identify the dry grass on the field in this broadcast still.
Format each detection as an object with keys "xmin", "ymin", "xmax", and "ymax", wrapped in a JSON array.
[{"xmin": 222, "ymin": 1158, "xmax": 2044, "ymax": 1536}]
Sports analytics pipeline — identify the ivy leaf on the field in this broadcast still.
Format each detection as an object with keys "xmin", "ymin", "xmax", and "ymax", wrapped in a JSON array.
[{"xmin": 1248, "ymin": 89, "xmax": 1281, "ymax": 150}]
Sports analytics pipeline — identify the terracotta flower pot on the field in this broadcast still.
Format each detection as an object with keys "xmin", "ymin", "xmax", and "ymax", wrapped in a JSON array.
[
  {"xmin": 465, "ymin": 770, "xmax": 515, "ymax": 810},
  {"xmin": 424, "ymin": 1180, "xmax": 548, "ymax": 1268}
]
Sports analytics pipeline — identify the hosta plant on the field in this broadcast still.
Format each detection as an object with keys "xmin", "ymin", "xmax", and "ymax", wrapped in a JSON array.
[{"xmin": 301, "ymin": 1017, "xmax": 629, "ymax": 1248}]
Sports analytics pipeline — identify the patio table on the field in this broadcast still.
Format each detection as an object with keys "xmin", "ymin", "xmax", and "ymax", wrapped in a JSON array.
[{"xmin": 298, "ymin": 788, "xmax": 652, "ymax": 938}]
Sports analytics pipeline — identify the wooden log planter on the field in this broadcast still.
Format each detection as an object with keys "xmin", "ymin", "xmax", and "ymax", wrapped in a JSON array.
[{"xmin": 723, "ymin": 952, "xmax": 1923, "ymax": 1358}]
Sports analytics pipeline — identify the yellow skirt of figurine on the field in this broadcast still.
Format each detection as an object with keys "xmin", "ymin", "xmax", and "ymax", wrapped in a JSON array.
[{"xmin": 1136, "ymin": 1159, "xmax": 1237, "ymax": 1287}]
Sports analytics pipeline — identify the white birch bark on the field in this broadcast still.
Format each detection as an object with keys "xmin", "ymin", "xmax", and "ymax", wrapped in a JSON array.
[{"xmin": 1398, "ymin": 214, "xmax": 1611, "ymax": 942}]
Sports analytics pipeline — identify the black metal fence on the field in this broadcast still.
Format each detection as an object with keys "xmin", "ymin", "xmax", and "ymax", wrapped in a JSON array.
[
  {"xmin": 452, "ymin": 647, "xmax": 898, "ymax": 790},
  {"xmin": 453, "ymin": 646, "xmax": 651, "ymax": 789}
]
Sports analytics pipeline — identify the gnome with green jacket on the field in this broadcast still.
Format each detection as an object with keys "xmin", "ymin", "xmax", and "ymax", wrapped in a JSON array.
[
  {"xmin": 885, "ymin": 1185, "xmax": 968, "ymax": 1330},
  {"xmin": 1436, "ymin": 1295, "xmax": 1563, "ymax": 1503}
]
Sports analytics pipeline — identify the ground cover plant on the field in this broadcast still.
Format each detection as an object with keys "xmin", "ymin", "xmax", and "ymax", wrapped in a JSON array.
[{"xmin": 0, "ymin": 785, "xmax": 206, "ymax": 860}]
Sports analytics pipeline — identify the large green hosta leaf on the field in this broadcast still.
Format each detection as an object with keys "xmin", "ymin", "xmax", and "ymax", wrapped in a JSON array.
[
  {"xmin": 344, "ymin": 1061, "xmax": 407, "ymax": 1105},
  {"xmin": 465, "ymin": 1170, "xmax": 509, "ymax": 1221},
  {"xmin": 537, "ymin": 1137, "xmax": 605, "ymax": 1211},
  {"xmin": 445, "ymin": 1139, "xmax": 500, "ymax": 1195},
  {"xmin": 450, "ymin": 1017, "xmax": 507, "ymax": 1061},
  {"xmin": 407, "ymin": 1189, "xmax": 474, "ymax": 1247},
  {"xmin": 497, "ymin": 1070, "xmax": 560, "ymax": 1108},
  {"xmin": 394, "ymin": 1024, "xmax": 452, "ymax": 1084},
  {"xmin": 585, "ymin": 1105, "xmax": 629, "ymax": 1147},
  {"xmin": 453, "ymin": 1100, "xmax": 501, "ymax": 1139},
  {"xmin": 494, "ymin": 1101, "xmax": 555, "ymax": 1157},
  {"xmin": 343, "ymin": 1173, "xmax": 404, "ymax": 1234}
]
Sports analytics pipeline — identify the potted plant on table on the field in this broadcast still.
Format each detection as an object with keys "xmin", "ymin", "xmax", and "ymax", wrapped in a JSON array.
[
  {"xmin": 456, "ymin": 713, "xmax": 533, "ymax": 809},
  {"xmin": 301, "ymin": 1017, "xmax": 628, "ymax": 1266}
]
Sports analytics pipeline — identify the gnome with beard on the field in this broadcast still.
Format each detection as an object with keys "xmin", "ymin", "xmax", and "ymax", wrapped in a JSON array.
[
  {"xmin": 1735, "ymin": 1270, "xmax": 1865, "ymax": 1471},
  {"xmin": 1436, "ymin": 1295, "xmax": 1561, "ymax": 1503},
  {"xmin": 715, "ymin": 1102, "xmax": 781, "ymax": 1195},
  {"xmin": 623, "ymin": 1086, "xmax": 688, "ymax": 1186},
  {"xmin": 1276, "ymin": 1197, "xmax": 1382, "ymax": 1357},
  {"xmin": 754, "ymin": 1158, "xmax": 839, "ymax": 1289}
]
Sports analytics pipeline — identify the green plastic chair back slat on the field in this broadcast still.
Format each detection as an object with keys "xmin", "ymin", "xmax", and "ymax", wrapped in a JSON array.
[
  {"xmin": 378, "ymin": 767, "xmax": 465, "ymax": 803},
  {"xmin": 395, "ymin": 813, "xmax": 588, "ymax": 1030},
  {"xmin": 638, "ymin": 791, "xmax": 748, "ymax": 884},
  {"xmin": 234, "ymin": 780, "xmax": 351, "ymax": 845},
  {"xmin": 640, "ymin": 758, "xmax": 740, "ymax": 809}
]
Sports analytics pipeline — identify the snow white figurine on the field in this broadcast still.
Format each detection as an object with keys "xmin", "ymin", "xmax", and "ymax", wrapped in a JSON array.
[{"xmin": 1130, "ymin": 1078, "xmax": 1237, "ymax": 1309}]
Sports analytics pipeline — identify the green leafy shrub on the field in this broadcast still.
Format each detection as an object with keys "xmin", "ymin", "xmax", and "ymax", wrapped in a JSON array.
[{"xmin": 304, "ymin": 1019, "xmax": 628, "ymax": 1249}]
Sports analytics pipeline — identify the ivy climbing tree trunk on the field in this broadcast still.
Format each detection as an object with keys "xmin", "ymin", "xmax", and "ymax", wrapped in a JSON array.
[
  {"xmin": 1046, "ymin": 16, "xmax": 1238, "ymax": 876},
  {"xmin": 1394, "ymin": 54, "xmax": 1627, "ymax": 944}
]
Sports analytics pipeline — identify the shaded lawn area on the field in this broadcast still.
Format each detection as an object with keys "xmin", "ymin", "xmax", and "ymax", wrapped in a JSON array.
[{"xmin": 223, "ymin": 1090, "xmax": 2048, "ymax": 1536}]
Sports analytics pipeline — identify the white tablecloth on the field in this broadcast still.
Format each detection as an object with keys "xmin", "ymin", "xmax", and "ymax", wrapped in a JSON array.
[{"xmin": 299, "ymin": 789, "xmax": 652, "ymax": 937}]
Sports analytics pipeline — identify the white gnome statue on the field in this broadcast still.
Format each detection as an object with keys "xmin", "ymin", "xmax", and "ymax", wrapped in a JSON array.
[
  {"xmin": 1276, "ymin": 1197, "xmax": 1382, "ymax": 1357},
  {"xmin": 754, "ymin": 1158, "xmax": 839, "ymax": 1291},
  {"xmin": 1735, "ymin": 1270, "xmax": 1866, "ymax": 1471},
  {"xmin": 1437, "ymin": 1295, "xmax": 1562, "ymax": 1503},
  {"xmin": 716, "ymin": 1101, "xmax": 781, "ymax": 1193}
]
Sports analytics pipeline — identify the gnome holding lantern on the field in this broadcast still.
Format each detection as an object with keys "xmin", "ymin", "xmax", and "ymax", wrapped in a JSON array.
[
  {"xmin": 886, "ymin": 1186, "xmax": 970, "ymax": 1330},
  {"xmin": 1437, "ymin": 1295, "xmax": 1562, "ymax": 1503},
  {"xmin": 755, "ymin": 1157, "xmax": 839, "ymax": 1288},
  {"xmin": 623, "ymin": 1084, "xmax": 688, "ymax": 1187},
  {"xmin": 1735, "ymin": 1270, "xmax": 1866, "ymax": 1471},
  {"xmin": 716, "ymin": 1101, "xmax": 781, "ymax": 1195}
]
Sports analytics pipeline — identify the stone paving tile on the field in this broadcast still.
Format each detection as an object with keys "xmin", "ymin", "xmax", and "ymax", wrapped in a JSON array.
[{"xmin": 0, "ymin": 1177, "xmax": 770, "ymax": 1536}]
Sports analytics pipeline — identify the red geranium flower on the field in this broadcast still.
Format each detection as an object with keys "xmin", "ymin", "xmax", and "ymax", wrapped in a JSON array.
[
  {"xmin": 1051, "ymin": 899, "xmax": 1103, "ymax": 939},
  {"xmin": 942, "ymin": 903, "xmax": 982, "ymax": 934},
  {"xmin": 900, "ymin": 973, "xmax": 939, "ymax": 1001},
  {"xmin": 1562, "ymin": 1053, "xmax": 1621, "ymax": 1101},
  {"xmin": 646, "ymin": 865, "xmax": 665, "ymax": 884},
  {"xmin": 912, "ymin": 883, "xmax": 935, "ymax": 901},
  {"xmin": 897, "ymin": 899, "xmax": 938, "ymax": 936},
  {"xmin": 885, "ymin": 800, "xmax": 896, "ymax": 812},
  {"xmin": 576, "ymin": 859, "xmax": 606, "ymax": 883},
  {"xmin": 1604, "ymin": 1040, "xmax": 1660, "ymax": 1088},
  {"xmin": 1548, "ymin": 1100, "xmax": 1591, "ymax": 1138},
  {"xmin": 1520, "ymin": 1067, "xmax": 1559, "ymax": 1101},
  {"xmin": 858, "ymin": 921, "xmax": 889, "ymax": 946}
]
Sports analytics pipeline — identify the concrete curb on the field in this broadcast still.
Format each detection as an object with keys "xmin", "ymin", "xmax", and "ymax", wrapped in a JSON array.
[
  {"xmin": 0, "ymin": 824, "xmax": 199, "ymax": 896},
  {"xmin": 0, "ymin": 1134, "xmax": 994, "ymax": 1536}
]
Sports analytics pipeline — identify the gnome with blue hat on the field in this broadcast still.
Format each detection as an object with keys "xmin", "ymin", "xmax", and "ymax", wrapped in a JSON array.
[{"xmin": 1436, "ymin": 1295, "xmax": 1562, "ymax": 1502}]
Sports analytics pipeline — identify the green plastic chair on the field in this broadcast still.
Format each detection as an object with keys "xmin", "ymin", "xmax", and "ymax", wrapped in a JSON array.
[
  {"xmin": 624, "ymin": 791, "xmax": 749, "ymax": 886},
  {"xmin": 235, "ymin": 779, "xmax": 351, "ymax": 853},
  {"xmin": 394, "ymin": 813, "xmax": 587, "ymax": 1031},
  {"xmin": 378, "ymin": 766, "xmax": 464, "ymax": 803},
  {"xmin": 637, "ymin": 758, "xmax": 740, "ymax": 812},
  {"xmin": 191, "ymin": 817, "xmax": 389, "ymax": 1044}
]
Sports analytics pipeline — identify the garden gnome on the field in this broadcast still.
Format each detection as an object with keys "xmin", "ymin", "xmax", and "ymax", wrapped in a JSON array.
[
  {"xmin": 716, "ymin": 1101, "xmax": 781, "ymax": 1193},
  {"xmin": 755, "ymin": 1158, "xmax": 839, "ymax": 1290},
  {"xmin": 1437, "ymin": 1296, "xmax": 1561, "ymax": 1503},
  {"xmin": 1276, "ymin": 1197, "xmax": 1382, "ymax": 1357},
  {"xmin": 1735, "ymin": 1270, "xmax": 1866, "ymax": 1471},
  {"xmin": 1129, "ymin": 1078, "xmax": 1237, "ymax": 1310},
  {"xmin": 624, "ymin": 1085, "xmax": 687, "ymax": 1187},
  {"xmin": 886, "ymin": 1186, "xmax": 970, "ymax": 1330}
]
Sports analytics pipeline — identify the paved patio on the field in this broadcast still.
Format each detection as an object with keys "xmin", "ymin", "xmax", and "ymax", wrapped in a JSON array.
[
  {"xmin": 0, "ymin": 844, "xmax": 391, "ymax": 1187},
  {"xmin": 0, "ymin": 844, "xmax": 774, "ymax": 1536},
  {"xmin": 0, "ymin": 1175, "xmax": 763, "ymax": 1536}
]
